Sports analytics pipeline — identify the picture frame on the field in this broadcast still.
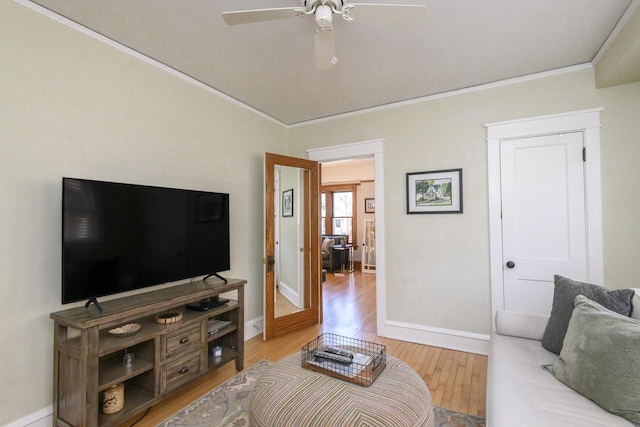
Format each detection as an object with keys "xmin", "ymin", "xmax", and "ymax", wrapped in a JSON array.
[
  {"xmin": 365, "ymin": 198, "xmax": 375, "ymax": 213},
  {"xmin": 406, "ymin": 168, "xmax": 463, "ymax": 214},
  {"xmin": 282, "ymin": 189, "xmax": 293, "ymax": 217}
]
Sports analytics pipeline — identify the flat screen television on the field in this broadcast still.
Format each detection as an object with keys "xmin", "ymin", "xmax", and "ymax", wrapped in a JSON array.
[{"xmin": 62, "ymin": 177, "xmax": 230, "ymax": 305}]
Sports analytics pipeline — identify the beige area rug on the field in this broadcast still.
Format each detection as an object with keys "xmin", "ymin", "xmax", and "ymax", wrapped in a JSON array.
[{"xmin": 158, "ymin": 360, "xmax": 485, "ymax": 427}]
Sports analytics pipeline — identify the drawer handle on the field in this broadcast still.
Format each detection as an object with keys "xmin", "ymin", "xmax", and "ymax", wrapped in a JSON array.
[
  {"xmin": 179, "ymin": 337, "xmax": 189, "ymax": 344},
  {"xmin": 179, "ymin": 366, "xmax": 190, "ymax": 375}
]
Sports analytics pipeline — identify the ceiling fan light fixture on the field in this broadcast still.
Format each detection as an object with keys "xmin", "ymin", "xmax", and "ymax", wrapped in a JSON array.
[{"xmin": 315, "ymin": 5, "xmax": 333, "ymax": 29}]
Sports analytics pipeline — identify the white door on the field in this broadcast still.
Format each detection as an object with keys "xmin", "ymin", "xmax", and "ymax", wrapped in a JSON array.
[{"xmin": 501, "ymin": 132, "xmax": 587, "ymax": 314}]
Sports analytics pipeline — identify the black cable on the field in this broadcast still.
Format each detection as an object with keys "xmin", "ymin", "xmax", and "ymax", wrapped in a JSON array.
[{"xmin": 128, "ymin": 407, "xmax": 151, "ymax": 427}]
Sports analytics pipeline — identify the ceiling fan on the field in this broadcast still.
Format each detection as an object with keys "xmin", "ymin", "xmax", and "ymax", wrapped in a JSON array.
[{"xmin": 222, "ymin": 1, "xmax": 426, "ymax": 70}]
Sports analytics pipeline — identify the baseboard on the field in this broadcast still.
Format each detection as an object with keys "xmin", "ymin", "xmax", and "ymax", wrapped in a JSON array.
[
  {"xmin": 245, "ymin": 315, "xmax": 264, "ymax": 340},
  {"xmin": 5, "ymin": 405, "xmax": 52, "ymax": 427},
  {"xmin": 384, "ymin": 320, "xmax": 490, "ymax": 355},
  {"xmin": 277, "ymin": 281, "xmax": 299, "ymax": 308}
]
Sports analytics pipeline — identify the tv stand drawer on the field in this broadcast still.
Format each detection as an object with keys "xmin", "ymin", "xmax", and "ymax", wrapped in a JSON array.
[
  {"xmin": 164, "ymin": 323, "xmax": 203, "ymax": 360},
  {"xmin": 161, "ymin": 350, "xmax": 204, "ymax": 393}
]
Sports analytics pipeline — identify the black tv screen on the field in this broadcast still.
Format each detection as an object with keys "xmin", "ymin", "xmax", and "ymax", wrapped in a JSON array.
[{"xmin": 62, "ymin": 177, "xmax": 230, "ymax": 304}]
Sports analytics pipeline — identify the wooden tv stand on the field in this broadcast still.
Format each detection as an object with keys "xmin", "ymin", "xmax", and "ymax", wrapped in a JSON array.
[{"xmin": 50, "ymin": 278, "xmax": 245, "ymax": 427}]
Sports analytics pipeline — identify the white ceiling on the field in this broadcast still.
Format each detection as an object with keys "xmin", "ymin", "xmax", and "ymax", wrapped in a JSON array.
[{"xmin": 28, "ymin": 0, "xmax": 635, "ymax": 125}]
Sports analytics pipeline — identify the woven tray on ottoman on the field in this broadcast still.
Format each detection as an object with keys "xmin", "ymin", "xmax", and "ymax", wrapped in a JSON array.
[{"xmin": 249, "ymin": 353, "xmax": 434, "ymax": 427}]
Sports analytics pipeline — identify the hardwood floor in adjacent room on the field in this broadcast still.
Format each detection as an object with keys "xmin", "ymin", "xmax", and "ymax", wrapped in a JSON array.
[{"xmin": 125, "ymin": 271, "xmax": 487, "ymax": 426}]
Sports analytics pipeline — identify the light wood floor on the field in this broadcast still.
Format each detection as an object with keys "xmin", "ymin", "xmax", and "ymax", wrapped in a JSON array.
[
  {"xmin": 124, "ymin": 271, "xmax": 487, "ymax": 426},
  {"xmin": 275, "ymin": 287, "xmax": 303, "ymax": 317}
]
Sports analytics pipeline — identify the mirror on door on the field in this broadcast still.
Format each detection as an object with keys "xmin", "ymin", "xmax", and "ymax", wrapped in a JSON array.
[
  {"xmin": 274, "ymin": 165, "xmax": 311, "ymax": 318},
  {"xmin": 264, "ymin": 153, "xmax": 320, "ymax": 339}
]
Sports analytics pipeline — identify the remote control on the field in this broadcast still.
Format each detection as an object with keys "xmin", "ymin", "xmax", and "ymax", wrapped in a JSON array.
[
  {"xmin": 323, "ymin": 347, "xmax": 353, "ymax": 359},
  {"xmin": 315, "ymin": 351, "xmax": 353, "ymax": 365}
]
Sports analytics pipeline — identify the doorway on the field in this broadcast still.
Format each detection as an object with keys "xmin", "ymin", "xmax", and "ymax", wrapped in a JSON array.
[
  {"xmin": 320, "ymin": 159, "xmax": 374, "ymax": 275},
  {"xmin": 308, "ymin": 139, "xmax": 386, "ymax": 336}
]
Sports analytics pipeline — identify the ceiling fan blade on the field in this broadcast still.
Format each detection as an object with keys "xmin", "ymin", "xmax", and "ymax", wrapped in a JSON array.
[
  {"xmin": 315, "ymin": 29, "xmax": 336, "ymax": 70},
  {"xmin": 222, "ymin": 7, "xmax": 302, "ymax": 25},
  {"xmin": 347, "ymin": 4, "xmax": 426, "ymax": 27}
]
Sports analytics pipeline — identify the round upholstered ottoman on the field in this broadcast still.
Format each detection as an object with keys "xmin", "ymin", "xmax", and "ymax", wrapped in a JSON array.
[{"xmin": 249, "ymin": 354, "xmax": 434, "ymax": 427}]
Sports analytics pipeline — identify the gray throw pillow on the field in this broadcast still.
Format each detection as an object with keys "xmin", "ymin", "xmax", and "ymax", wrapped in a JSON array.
[
  {"xmin": 541, "ymin": 275, "xmax": 633, "ymax": 354},
  {"xmin": 544, "ymin": 295, "xmax": 640, "ymax": 425}
]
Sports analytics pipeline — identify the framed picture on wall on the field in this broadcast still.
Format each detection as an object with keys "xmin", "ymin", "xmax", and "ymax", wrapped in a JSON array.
[
  {"xmin": 282, "ymin": 189, "xmax": 293, "ymax": 217},
  {"xmin": 406, "ymin": 168, "xmax": 463, "ymax": 214},
  {"xmin": 282, "ymin": 188, "xmax": 293, "ymax": 216},
  {"xmin": 365, "ymin": 198, "xmax": 375, "ymax": 213}
]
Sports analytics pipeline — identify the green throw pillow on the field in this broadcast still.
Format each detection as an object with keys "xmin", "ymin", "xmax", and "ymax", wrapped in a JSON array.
[{"xmin": 544, "ymin": 295, "xmax": 640, "ymax": 425}]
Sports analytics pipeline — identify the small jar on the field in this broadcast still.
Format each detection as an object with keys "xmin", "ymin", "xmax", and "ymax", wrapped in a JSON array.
[
  {"xmin": 212, "ymin": 345, "xmax": 222, "ymax": 358},
  {"xmin": 102, "ymin": 383, "xmax": 124, "ymax": 414},
  {"xmin": 123, "ymin": 352, "xmax": 135, "ymax": 369}
]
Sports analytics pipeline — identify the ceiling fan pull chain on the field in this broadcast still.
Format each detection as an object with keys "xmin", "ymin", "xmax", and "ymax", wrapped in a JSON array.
[{"xmin": 315, "ymin": 25, "xmax": 337, "ymax": 66}]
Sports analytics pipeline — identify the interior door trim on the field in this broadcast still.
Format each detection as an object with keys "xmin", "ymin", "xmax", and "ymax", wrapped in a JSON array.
[{"xmin": 485, "ymin": 109, "xmax": 604, "ymax": 328}]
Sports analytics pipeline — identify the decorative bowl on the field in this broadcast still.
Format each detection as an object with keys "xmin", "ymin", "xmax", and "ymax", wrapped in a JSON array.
[
  {"xmin": 155, "ymin": 311, "xmax": 183, "ymax": 324},
  {"xmin": 108, "ymin": 323, "xmax": 141, "ymax": 337}
]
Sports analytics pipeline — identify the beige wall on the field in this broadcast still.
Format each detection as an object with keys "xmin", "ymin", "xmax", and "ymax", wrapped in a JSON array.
[
  {"xmin": 0, "ymin": 2, "xmax": 286, "ymax": 424},
  {"xmin": 289, "ymin": 69, "xmax": 640, "ymax": 336},
  {"xmin": 597, "ymin": 83, "xmax": 640, "ymax": 286}
]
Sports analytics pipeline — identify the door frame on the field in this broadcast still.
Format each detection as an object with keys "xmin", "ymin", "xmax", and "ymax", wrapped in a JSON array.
[
  {"xmin": 307, "ymin": 139, "xmax": 386, "ymax": 336},
  {"xmin": 486, "ymin": 109, "xmax": 604, "ymax": 326}
]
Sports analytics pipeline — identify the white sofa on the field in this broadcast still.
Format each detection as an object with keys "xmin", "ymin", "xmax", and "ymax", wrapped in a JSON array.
[{"xmin": 487, "ymin": 289, "xmax": 640, "ymax": 427}]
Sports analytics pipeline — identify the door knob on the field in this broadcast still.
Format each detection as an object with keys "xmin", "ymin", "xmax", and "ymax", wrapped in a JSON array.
[{"xmin": 506, "ymin": 261, "xmax": 515, "ymax": 269}]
